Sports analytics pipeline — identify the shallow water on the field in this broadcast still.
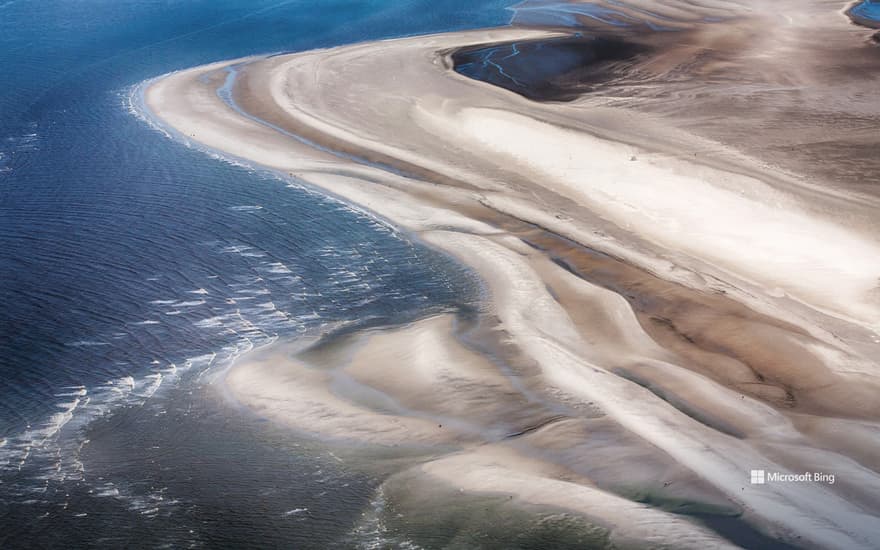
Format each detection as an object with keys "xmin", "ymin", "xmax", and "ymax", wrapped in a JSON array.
[
  {"xmin": 0, "ymin": 0, "xmax": 513, "ymax": 546},
  {"xmin": 850, "ymin": 0, "xmax": 880, "ymax": 27},
  {"xmin": 453, "ymin": 35, "xmax": 647, "ymax": 101}
]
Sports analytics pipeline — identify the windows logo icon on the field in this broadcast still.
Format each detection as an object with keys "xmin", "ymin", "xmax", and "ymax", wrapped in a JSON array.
[{"xmin": 750, "ymin": 469, "xmax": 766, "ymax": 485}]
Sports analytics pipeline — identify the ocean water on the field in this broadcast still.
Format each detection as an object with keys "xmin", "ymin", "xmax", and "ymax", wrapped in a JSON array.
[
  {"xmin": 850, "ymin": 0, "xmax": 880, "ymax": 26},
  {"xmin": 0, "ymin": 0, "xmax": 516, "ymax": 546}
]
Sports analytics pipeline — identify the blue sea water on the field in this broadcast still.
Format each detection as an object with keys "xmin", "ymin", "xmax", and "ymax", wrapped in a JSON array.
[
  {"xmin": 850, "ymin": 0, "xmax": 880, "ymax": 25},
  {"xmin": 0, "ymin": 0, "xmax": 517, "ymax": 546}
]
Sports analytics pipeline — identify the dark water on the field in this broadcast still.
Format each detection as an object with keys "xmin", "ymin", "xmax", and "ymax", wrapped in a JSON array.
[
  {"xmin": 850, "ymin": 0, "xmax": 880, "ymax": 28},
  {"xmin": 0, "ymin": 0, "xmax": 517, "ymax": 546},
  {"xmin": 453, "ymin": 35, "xmax": 647, "ymax": 101}
]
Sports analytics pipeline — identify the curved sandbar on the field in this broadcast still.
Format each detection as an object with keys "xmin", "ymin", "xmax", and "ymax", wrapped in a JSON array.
[{"xmin": 142, "ymin": 17, "xmax": 880, "ymax": 550}]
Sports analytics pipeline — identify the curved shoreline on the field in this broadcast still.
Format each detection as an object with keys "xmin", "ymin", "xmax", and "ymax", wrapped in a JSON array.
[{"xmin": 141, "ymin": 19, "xmax": 880, "ymax": 550}]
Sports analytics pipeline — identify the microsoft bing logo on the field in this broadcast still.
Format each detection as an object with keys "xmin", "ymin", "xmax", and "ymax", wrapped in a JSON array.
[{"xmin": 750, "ymin": 469, "xmax": 766, "ymax": 484}]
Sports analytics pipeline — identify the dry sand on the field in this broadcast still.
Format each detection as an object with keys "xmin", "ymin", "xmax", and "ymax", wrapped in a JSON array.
[{"xmin": 140, "ymin": 4, "xmax": 880, "ymax": 547}]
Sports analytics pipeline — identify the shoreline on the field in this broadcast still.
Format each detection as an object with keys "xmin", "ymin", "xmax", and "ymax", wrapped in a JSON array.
[{"xmin": 142, "ymin": 21, "xmax": 880, "ymax": 550}]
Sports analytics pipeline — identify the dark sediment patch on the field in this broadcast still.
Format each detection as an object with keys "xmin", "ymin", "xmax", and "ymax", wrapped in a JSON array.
[{"xmin": 451, "ymin": 35, "xmax": 649, "ymax": 101}]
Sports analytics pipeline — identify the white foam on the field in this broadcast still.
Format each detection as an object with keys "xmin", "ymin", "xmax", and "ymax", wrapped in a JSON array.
[
  {"xmin": 195, "ymin": 316, "xmax": 227, "ymax": 328},
  {"xmin": 262, "ymin": 262, "xmax": 293, "ymax": 274},
  {"xmin": 55, "ymin": 386, "xmax": 87, "ymax": 398},
  {"xmin": 139, "ymin": 373, "xmax": 163, "ymax": 399},
  {"xmin": 221, "ymin": 245, "xmax": 253, "ymax": 253},
  {"xmin": 101, "ymin": 488, "xmax": 120, "ymax": 498},
  {"xmin": 175, "ymin": 299, "xmax": 206, "ymax": 307},
  {"xmin": 66, "ymin": 340, "xmax": 110, "ymax": 347},
  {"xmin": 40, "ymin": 398, "xmax": 82, "ymax": 440},
  {"xmin": 2, "ymin": 328, "xmax": 264, "ymax": 482},
  {"xmin": 243, "ymin": 288, "xmax": 270, "ymax": 296},
  {"xmin": 190, "ymin": 352, "xmax": 217, "ymax": 366},
  {"xmin": 124, "ymin": 81, "xmax": 176, "ymax": 141}
]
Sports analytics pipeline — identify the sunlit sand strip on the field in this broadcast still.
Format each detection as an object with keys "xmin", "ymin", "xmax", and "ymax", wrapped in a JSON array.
[{"xmin": 226, "ymin": 337, "xmax": 463, "ymax": 447}]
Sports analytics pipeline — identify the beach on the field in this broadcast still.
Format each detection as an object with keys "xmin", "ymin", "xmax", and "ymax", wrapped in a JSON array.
[{"xmin": 143, "ymin": 5, "xmax": 880, "ymax": 548}]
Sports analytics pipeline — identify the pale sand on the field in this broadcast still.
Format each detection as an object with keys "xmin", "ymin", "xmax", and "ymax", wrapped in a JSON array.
[
  {"xmin": 403, "ymin": 445, "xmax": 742, "ymax": 549},
  {"xmin": 225, "ymin": 335, "xmax": 462, "ymax": 447},
  {"xmin": 141, "ymin": 8, "xmax": 880, "ymax": 548}
]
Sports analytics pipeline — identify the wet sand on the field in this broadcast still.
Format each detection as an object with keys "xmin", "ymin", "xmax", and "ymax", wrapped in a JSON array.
[{"xmin": 144, "ymin": 4, "xmax": 880, "ymax": 548}]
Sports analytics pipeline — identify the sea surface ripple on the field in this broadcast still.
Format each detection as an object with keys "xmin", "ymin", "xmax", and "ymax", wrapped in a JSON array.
[{"xmin": 0, "ymin": 0, "xmax": 514, "ymax": 546}]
